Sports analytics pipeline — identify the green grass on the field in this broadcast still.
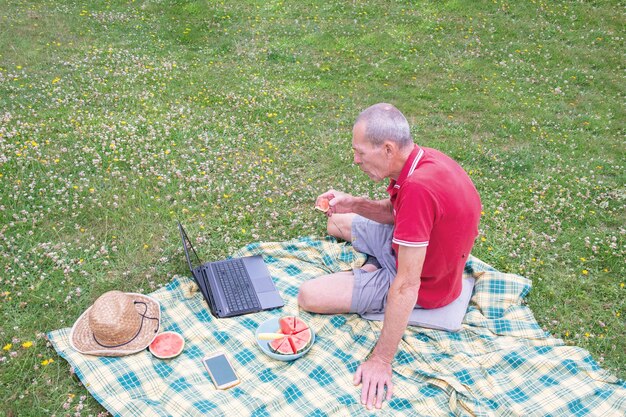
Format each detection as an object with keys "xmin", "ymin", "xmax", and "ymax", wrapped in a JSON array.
[{"xmin": 1, "ymin": 0, "xmax": 624, "ymax": 415}]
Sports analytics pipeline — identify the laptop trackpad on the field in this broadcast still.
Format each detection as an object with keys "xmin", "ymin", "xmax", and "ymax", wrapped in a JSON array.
[
  {"xmin": 258, "ymin": 290, "xmax": 284, "ymax": 309},
  {"xmin": 252, "ymin": 276, "xmax": 276, "ymax": 293}
]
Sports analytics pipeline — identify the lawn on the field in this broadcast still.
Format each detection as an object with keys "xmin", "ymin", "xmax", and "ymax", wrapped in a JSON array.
[{"xmin": 0, "ymin": 0, "xmax": 623, "ymax": 415}]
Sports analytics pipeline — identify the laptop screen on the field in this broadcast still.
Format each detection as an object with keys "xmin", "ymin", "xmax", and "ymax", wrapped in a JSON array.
[{"xmin": 178, "ymin": 222, "xmax": 202, "ymax": 273}]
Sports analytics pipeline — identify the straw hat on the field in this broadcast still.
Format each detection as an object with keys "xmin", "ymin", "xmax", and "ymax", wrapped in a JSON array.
[{"xmin": 70, "ymin": 291, "xmax": 160, "ymax": 357}]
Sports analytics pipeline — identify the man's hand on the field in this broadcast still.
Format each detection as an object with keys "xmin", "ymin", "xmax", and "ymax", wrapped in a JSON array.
[
  {"xmin": 316, "ymin": 190, "xmax": 393, "ymax": 224},
  {"xmin": 316, "ymin": 189, "xmax": 354, "ymax": 217},
  {"xmin": 353, "ymin": 355, "xmax": 394, "ymax": 410}
]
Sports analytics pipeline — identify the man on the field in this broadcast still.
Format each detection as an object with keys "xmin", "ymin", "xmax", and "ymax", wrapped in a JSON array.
[{"xmin": 297, "ymin": 103, "xmax": 481, "ymax": 410}]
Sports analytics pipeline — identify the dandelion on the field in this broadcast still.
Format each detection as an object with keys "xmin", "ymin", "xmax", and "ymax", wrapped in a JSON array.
[
  {"xmin": 41, "ymin": 358, "xmax": 55, "ymax": 366},
  {"xmin": 22, "ymin": 341, "xmax": 33, "ymax": 349},
  {"xmin": 582, "ymin": 270, "xmax": 588, "ymax": 275},
  {"xmin": 2, "ymin": 343, "xmax": 12, "ymax": 351}
]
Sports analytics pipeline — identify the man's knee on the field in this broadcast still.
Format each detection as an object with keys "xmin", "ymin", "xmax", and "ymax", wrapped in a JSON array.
[
  {"xmin": 298, "ymin": 281, "xmax": 319, "ymax": 313},
  {"xmin": 327, "ymin": 213, "xmax": 354, "ymax": 240},
  {"xmin": 297, "ymin": 281, "xmax": 315, "ymax": 311},
  {"xmin": 326, "ymin": 219, "xmax": 335, "ymax": 237}
]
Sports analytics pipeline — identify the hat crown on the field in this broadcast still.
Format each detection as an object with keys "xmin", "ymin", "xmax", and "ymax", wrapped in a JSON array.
[{"xmin": 88, "ymin": 291, "xmax": 141, "ymax": 347}]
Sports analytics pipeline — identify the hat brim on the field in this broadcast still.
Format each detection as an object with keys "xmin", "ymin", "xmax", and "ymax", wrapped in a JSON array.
[{"xmin": 70, "ymin": 293, "xmax": 161, "ymax": 357}]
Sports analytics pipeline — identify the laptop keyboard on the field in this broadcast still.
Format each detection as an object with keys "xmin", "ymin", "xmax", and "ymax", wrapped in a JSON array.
[{"xmin": 213, "ymin": 259, "xmax": 261, "ymax": 313}]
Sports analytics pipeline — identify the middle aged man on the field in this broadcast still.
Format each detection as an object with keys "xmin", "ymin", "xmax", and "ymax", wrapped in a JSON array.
[{"xmin": 297, "ymin": 103, "xmax": 482, "ymax": 410}]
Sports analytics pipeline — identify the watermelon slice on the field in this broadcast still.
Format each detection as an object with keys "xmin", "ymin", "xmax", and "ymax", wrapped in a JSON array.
[
  {"xmin": 292, "ymin": 318, "xmax": 309, "ymax": 334},
  {"xmin": 291, "ymin": 328, "xmax": 311, "ymax": 345},
  {"xmin": 149, "ymin": 332, "xmax": 185, "ymax": 359},
  {"xmin": 315, "ymin": 198, "xmax": 330, "ymax": 213},
  {"xmin": 270, "ymin": 337, "xmax": 296, "ymax": 355},
  {"xmin": 278, "ymin": 316, "xmax": 308, "ymax": 335},
  {"xmin": 269, "ymin": 316, "xmax": 312, "ymax": 355}
]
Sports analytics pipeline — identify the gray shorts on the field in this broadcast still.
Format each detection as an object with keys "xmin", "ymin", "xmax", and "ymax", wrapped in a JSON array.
[{"xmin": 349, "ymin": 215, "xmax": 399, "ymax": 315}]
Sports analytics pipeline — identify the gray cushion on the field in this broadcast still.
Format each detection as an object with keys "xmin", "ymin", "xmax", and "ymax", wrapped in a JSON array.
[{"xmin": 360, "ymin": 277, "xmax": 475, "ymax": 332}]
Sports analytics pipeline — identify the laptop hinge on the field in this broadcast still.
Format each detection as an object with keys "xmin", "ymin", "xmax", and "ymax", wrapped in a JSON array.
[{"xmin": 200, "ymin": 267, "xmax": 223, "ymax": 316}]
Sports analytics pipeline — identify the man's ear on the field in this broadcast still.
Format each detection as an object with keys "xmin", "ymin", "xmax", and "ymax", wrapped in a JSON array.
[{"xmin": 383, "ymin": 141, "xmax": 395, "ymax": 157}]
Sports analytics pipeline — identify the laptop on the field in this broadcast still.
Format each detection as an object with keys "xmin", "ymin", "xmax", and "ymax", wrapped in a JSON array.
[{"xmin": 178, "ymin": 221, "xmax": 284, "ymax": 318}]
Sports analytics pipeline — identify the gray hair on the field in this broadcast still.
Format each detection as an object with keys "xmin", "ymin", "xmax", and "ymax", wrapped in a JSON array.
[{"xmin": 354, "ymin": 103, "xmax": 413, "ymax": 148}]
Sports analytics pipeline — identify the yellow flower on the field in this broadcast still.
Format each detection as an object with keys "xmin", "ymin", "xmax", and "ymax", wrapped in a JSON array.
[
  {"xmin": 22, "ymin": 341, "xmax": 33, "ymax": 349},
  {"xmin": 3, "ymin": 343, "xmax": 12, "ymax": 351},
  {"xmin": 582, "ymin": 270, "xmax": 588, "ymax": 275},
  {"xmin": 41, "ymin": 358, "xmax": 54, "ymax": 366}
]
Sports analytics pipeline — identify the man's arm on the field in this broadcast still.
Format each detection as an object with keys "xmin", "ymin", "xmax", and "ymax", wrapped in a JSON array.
[
  {"xmin": 353, "ymin": 245, "xmax": 426, "ymax": 409},
  {"xmin": 350, "ymin": 196, "xmax": 394, "ymax": 224},
  {"xmin": 317, "ymin": 189, "xmax": 394, "ymax": 224}
]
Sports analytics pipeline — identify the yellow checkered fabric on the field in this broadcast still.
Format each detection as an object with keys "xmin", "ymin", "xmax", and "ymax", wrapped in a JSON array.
[{"xmin": 49, "ymin": 237, "xmax": 626, "ymax": 416}]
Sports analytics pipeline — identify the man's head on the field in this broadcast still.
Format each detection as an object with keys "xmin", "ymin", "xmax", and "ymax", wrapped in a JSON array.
[{"xmin": 352, "ymin": 103, "xmax": 414, "ymax": 182}]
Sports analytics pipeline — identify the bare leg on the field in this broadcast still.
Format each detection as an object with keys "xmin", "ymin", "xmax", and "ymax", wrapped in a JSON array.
[
  {"xmin": 297, "ymin": 264, "xmax": 378, "ymax": 314},
  {"xmin": 298, "ymin": 271, "xmax": 354, "ymax": 313},
  {"xmin": 327, "ymin": 213, "xmax": 355, "ymax": 241}
]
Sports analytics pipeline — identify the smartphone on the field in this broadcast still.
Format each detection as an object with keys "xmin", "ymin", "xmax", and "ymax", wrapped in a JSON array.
[{"xmin": 202, "ymin": 351, "xmax": 240, "ymax": 390}]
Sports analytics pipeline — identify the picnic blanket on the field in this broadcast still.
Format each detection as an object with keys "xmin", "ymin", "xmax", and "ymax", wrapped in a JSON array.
[{"xmin": 48, "ymin": 237, "xmax": 626, "ymax": 417}]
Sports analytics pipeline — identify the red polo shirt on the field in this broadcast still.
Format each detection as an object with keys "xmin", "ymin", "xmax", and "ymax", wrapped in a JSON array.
[{"xmin": 387, "ymin": 145, "xmax": 481, "ymax": 308}]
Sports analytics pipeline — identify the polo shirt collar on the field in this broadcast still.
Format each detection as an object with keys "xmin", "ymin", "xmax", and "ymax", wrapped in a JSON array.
[{"xmin": 388, "ymin": 145, "xmax": 424, "ymax": 190}]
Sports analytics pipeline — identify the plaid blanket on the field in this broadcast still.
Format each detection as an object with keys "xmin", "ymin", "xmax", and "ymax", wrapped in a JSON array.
[{"xmin": 48, "ymin": 237, "xmax": 626, "ymax": 417}]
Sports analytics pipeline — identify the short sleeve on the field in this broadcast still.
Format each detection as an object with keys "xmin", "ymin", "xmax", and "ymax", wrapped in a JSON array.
[{"xmin": 392, "ymin": 182, "xmax": 438, "ymax": 247}]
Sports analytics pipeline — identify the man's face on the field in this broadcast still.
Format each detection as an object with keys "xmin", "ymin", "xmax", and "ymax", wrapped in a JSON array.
[{"xmin": 352, "ymin": 122, "xmax": 388, "ymax": 182}]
